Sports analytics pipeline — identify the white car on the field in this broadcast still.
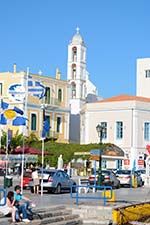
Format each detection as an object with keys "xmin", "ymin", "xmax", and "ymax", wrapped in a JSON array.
[{"xmin": 116, "ymin": 170, "xmax": 143, "ymax": 187}]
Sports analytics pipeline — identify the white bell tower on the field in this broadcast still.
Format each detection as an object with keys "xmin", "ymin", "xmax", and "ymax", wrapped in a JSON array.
[
  {"xmin": 67, "ymin": 28, "xmax": 87, "ymax": 142},
  {"xmin": 67, "ymin": 28, "xmax": 87, "ymax": 110}
]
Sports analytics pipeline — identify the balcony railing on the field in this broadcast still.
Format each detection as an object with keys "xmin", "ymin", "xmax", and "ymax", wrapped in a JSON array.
[{"xmin": 45, "ymin": 97, "xmax": 61, "ymax": 106}]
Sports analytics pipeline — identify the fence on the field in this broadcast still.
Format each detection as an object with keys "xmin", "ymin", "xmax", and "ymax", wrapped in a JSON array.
[{"xmin": 70, "ymin": 184, "xmax": 113, "ymax": 206}]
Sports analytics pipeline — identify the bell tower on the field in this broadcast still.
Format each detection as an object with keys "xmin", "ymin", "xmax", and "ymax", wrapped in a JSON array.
[
  {"xmin": 67, "ymin": 28, "xmax": 87, "ymax": 142},
  {"xmin": 67, "ymin": 28, "xmax": 87, "ymax": 110}
]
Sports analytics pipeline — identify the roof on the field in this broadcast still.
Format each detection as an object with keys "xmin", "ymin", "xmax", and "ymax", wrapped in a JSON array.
[
  {"xmin": 71, "ymin": 28, "xmax": 84, "ymax": 45},
  {"xmin": 98, "ymin": 94, "xmax": 150, "ymax": 103}
]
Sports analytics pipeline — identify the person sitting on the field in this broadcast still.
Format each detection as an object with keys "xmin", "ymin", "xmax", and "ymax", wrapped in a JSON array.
[
  {"xmin": 14, "ymin": 185, "xmax": 35, "ymax": 223},
  {"xmin": 0, "ymin": 191, "xmax": 19, "ymax": 223}
]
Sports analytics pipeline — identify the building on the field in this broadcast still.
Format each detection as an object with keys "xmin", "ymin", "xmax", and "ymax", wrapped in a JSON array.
[
  {"xmin": 80, "ymin": 94, "xmax": 150, "ymax": 169},
  {"xmin": 0, "ymin": 65, "xmax": 70, "ymax": 143},
  {"xmin": 67, "ymin": 28, "xmax": 98, "ymax": 143},
  {"xmin": 136, "ymin": 58, "xmax": 150, "ymax": 98}
]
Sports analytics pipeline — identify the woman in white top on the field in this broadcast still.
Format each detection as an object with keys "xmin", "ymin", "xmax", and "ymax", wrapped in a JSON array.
[
  {"xmin": 0, "ymin": 191, "xmax": 17, "ymax": 222},
  {"xmin": 32, "ymin": 168, "xmax": 39, "ymax": 194}
]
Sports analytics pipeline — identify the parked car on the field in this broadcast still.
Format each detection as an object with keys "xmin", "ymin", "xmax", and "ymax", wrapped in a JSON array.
[
  {"xmin": 136, "ymin": 169, "xmax": 146, "ymax": 185},
  {"xmin": 29, "ymin": 169, "xmax": 76, "ymax": 194},
  {"xmin": 21, "ymin": 171, "xmax": 33, "ymax": 189},
  {"xmin": 116, "ymin": 170, "xmax": 143, "ymax": 187},
  {"xmin": 88, "ymin": 170, "xmax": 120, "ymax": 189}
]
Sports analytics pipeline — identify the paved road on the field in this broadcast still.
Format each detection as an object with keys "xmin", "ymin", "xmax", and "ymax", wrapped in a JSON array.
[{"xmin": 0, "ymin": 176, "xmax": 150, "ymax": 208}]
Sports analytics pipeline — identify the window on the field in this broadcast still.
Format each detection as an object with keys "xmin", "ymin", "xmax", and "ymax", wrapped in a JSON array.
[
  {"xmin": 45, "ymin": 87, "xmax": 50, "ymax": 104},
  {"xmin": 72, "ymin": 46, "xmax": 77, "ymax": 62},
  {"xmin": 71, "ymin": 82, "xmax": 76, "ymax": 98},
  {"xmin": 31, "ymin": 113, "xmax": 37, "ymax": 131},
  {"xmin": 58, "ymin": 89, "xmax": 62, "ymax": 102},
  {"xmin": 102, "ymin": 159, "xmax": 107, "ymax": 169},
  {"xmin": 116, "ymin": 160, "xmax": 122, "ymax": 169},
  {"xmin": 72, "ymin": 64, "xmax": 76, "ymax": 79},
  {"xmin": 145, "ymin": 70, "xmax": 150, "ymax": 78},
  {"xmin": 100, "ymin": 122, "xmax": 107, "ymax": 139},
  {"xmin": 0, "ymin": 83, "xmax": 2, "ymax": 95},
  {"xmin": 144, "ymin": 122, "xmax": 150, "ymax": 141},
  {"xmin": 116, "ymin": 121, "xmax": 123, "ymax": 139},
  {"xmin": 56, "ymin": 117, "xmax": 61, "ymax": 133}
]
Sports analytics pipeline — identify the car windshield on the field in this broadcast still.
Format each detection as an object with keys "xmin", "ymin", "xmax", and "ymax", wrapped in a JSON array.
[{"xmin": 116, "ymin": 170, "xmax": 131, "ymax": 175}]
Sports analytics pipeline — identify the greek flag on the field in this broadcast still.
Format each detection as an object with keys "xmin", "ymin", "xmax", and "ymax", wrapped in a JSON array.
[
  {"xmin": 28, "ymin": 75, "xmax": 46, "ymax": 99},
  {"xmin": 0, "ymin": 100, "xmax": 27, "ymax": 126}
]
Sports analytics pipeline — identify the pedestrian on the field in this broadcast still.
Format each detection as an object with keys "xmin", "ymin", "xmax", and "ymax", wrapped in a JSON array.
[
  {"xmin": 32, "ymin": 168, "xmax": 40, "ymax": 194},
  {"xmin": 0, "ymin": 191, "xmax": 19, "ymax": 223},
  {"xmin": 14, "ymin": 185, "xmax": 34, "ymax": 223}
]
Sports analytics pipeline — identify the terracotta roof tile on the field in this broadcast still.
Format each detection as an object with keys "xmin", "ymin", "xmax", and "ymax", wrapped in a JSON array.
[{"xmin": 98, "ymin": 94, "xmax": 150, "ymax": 103}]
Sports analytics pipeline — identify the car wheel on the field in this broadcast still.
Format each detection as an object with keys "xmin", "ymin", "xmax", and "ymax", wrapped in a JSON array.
[{"xmin": 55, "ymin": 184, "xmax": 61, "ymax": 194}]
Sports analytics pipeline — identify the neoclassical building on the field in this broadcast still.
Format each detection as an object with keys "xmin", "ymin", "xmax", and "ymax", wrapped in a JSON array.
[
  {"xmin": 80, "ymin": 59, "xmax": 150, "ymax": 170},
  {"xmin": 0, "ymin": 28, "xmax": 98, "ymax": 144},
  {"xmin": 0, "ymin": 66, "xmax": 70, "ymax": 143}
]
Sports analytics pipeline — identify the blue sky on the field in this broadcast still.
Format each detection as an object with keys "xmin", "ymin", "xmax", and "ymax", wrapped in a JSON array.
[{"xmin": 0, "ymin": 0, "xmax": 150, "ymax": 98}]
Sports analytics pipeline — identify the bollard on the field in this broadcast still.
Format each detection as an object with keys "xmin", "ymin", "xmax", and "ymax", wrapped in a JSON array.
[
  {"xmin": 132, "ymin": 175, "xmax": 138, "ymax": 188},
  {"xmin": 102, "ymin": 189, "xmax": 116, "ymax": 202}
]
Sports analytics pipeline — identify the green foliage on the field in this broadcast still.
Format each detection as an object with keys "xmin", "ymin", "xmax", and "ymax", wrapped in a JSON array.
[
  {"xmin": 24, "ymin": 133, "xmax": 38, "ymax": 145},
  {"xmin": 31, "ymin": 141, "xmax": 106, "ymax": 167}
]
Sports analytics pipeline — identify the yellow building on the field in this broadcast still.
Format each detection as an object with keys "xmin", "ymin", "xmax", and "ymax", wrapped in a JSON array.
[{"xmin": 0, "ymin": 64, "xmax": 70, "ymax": 143}]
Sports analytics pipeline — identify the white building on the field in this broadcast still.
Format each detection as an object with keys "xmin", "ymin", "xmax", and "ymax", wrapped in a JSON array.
[
  {"xmin": 67, "ymin": 28, "xmax": 98, "ymax": 143},
  {"xmin": 80, "ymin": 94, "xmax": 150, "ymax": 170},
  {"xmin": 137, "ymin": 58, "xmax": 150, "ymax": 98}
]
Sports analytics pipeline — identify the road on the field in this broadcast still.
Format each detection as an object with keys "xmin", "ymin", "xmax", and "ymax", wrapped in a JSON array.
[{"xmin": 0, "ymin": 176, "xmax": 150, "ymax": 208}]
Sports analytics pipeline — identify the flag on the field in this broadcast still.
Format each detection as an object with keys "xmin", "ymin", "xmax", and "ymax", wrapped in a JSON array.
[
  {"xmin": 42, "ymin": 119, "xmax": 50, "ymax": 138},
  {"xmin": 28, "ymin": 75, "xmax": 46, "ymax": 99},
  {"xmin": 42, "ymin": 109, "xmax": 50, "ymax": 138},
  {"xmin": 0, "ymin": 100, "xmax": 27, "ymax": 126}
]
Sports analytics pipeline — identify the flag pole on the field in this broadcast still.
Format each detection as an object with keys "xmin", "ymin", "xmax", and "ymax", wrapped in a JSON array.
[
  {"xmin": 21, "ymin": 67, "xmax": 29, "ymax": 193},
  {"xmin": 41, "ymin": 103, "xmax": 45, "ymax": 197}
]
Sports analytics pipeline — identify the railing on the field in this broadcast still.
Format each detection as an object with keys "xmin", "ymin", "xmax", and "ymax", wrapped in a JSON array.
[
  {"xmin": 70, "ymin": 184, "xmax": 113, "ymax": 206},
  {"xmin": 0, "ymin": 188, "xmax": 6, "ymax": 206}
]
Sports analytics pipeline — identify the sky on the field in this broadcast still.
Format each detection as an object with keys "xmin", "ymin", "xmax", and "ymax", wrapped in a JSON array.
[{"xmin": 0, "ymin": 0, "xmax": 150, "ymax": 98}]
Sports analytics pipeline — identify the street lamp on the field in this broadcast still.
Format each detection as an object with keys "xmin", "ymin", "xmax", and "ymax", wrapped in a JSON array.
[{"xmin": 96, "ymin": 124, "xmax": 105, "ymax": 186}]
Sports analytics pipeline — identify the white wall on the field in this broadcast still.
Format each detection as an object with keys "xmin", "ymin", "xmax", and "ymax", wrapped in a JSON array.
[
  {"xmin": 137, "ymin": 58, "xmax": 150, "ymax": 98},
  {"xmin": 80, "ymin": 99, "xmax": 150, "ymax": 166}
]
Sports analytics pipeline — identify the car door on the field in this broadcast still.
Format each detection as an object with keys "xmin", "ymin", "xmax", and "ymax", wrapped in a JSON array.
[{"xmin": 61, "ymin": 171, "xmax": 71, "ymax": 189}]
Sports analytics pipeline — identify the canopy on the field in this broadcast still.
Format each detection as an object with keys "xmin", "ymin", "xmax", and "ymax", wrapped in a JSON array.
[{"xmin": 13, "ymin": 146, "xmax": 50, "ymax": 155}]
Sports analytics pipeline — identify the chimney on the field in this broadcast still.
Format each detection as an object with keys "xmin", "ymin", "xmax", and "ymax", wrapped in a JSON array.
[{"xmin": 13, "ymin": 63, "xmax": 17, "ymax": 73}]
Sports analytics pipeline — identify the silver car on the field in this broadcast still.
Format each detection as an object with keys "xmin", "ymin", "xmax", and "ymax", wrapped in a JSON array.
[{"xmin": 29, "ymin": 169, "xmax": 76, "ymax": 194}]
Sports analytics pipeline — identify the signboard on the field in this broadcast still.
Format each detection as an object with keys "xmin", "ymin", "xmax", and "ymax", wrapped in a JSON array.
[
  {"xmin": 89, "ymin": 155, "xmax": 100, "ymax": 161},
  {"xmin": 124, "ymin": 159, "xmax": 130, "ymax": 165},
  {"xmin": 138, "ymin": 159, "xmax": 144, "ymax": 168},
  {"xmin": 90, "ymin": 149, "xmax": 101, "ymax": 156},
  {"xmin": 0, "ymin": 154, "xmax": 38, "ymax": 163},
  {"xmin": 74, "ymin": 152, "xmax": 90, "ymax": 156}
]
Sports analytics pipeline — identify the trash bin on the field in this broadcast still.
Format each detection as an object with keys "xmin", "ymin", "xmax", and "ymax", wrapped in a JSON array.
[{"xmin": 4, "ymin": 176, "xmax": 13, "ymax": 188}]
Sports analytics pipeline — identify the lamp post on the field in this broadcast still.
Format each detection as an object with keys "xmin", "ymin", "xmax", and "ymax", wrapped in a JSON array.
[{"xmin": 96, "ymin": 124, "xmax": 105, "ymax": 186}]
